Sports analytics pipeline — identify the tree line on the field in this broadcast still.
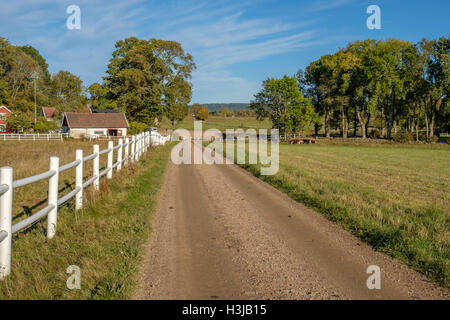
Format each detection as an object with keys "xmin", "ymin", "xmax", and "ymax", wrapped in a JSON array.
[
  {"xmin": 190, "ymin": 103, "xmax": 257, "ymax": 119},
  {"xmin": 251, "ymin": 37, "xmax": 449, "ymax": 141},
  {"xmin": 0, "ymin": 36, "xmax": 195, "ymax": 132},
  {"xmin": 0, "ymin": 38, "xmax": 85, "ymax": 131}
]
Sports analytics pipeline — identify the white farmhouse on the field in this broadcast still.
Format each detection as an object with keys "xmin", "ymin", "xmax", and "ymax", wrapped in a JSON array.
[{"xmin": 62, "ymin": 112, "xmax": 129, "ymax": 138}]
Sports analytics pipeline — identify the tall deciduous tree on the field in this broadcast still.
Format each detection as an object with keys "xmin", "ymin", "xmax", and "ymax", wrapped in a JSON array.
[
  {"xmin": 297, "ymin": 37, "xmax": 449, "ymax": 140},
  {"xmin": 52, "ymin": 70, "xmax": 85, "ymax": 114},
  {"xmin": 104, "ymin": 37, "xmax": 195, "ymax": 124},
  {"xmin": 0, "ymin": 38, "xmax": 86, "ymax": 123},
  {"xmin": 88, "ymin": 83, "xmax": 113, "ymax": 109},
  {"xmin": 164, "ymin": 77, "xmax": 192, "ymax": 128},
  {"xmin": 250, "ymin": 76, "xmax": 317, "ymax": 135},
  {"xmin": 419, "ymin": 37, "xmax": 449, "ymax": 137}
]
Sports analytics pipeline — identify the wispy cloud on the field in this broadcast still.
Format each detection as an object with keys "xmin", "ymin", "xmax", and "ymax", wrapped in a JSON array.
[
  {"xmin": 309, "ymin": 0, "xmax": 355, "ymax": 12},
  {"xmin": 154, "ymin": 1, "xmax": 321, "ymax": 101},
  {"xmin": 0, "ymin": 0, "xmax": 336, "ymax": 103}
]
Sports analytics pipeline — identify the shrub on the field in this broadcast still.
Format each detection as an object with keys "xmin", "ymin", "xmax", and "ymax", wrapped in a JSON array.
[
  {"xmin": 129, "ymin": 121, "xmax": 147, "ymax": 134},
  {"xmin": 418, "ymin": 132, "xmax": 438, "ymax": 143},
  {"xmin": 419, "ymin": 132, "xmax": 428, "ymax": 142},
  {"xmin": 368, "ymin": 129, "xmax": 382, "ymax": 139},
  {"xmin": 392, "ymin": 128, "xmax": 413, "ymax": 143},
  {"xmin": 34, "ymin": 117, "xmax": 59, "ymax": 133}
]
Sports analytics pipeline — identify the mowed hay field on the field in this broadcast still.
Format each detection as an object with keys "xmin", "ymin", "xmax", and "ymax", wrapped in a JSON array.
[
  {"xmin": 0, "ymin": 140, "xmax": 110, "ymax": 225},
  {"xmin": 240, "ymin": 142, "xmax": 449, "ymax": 286}
]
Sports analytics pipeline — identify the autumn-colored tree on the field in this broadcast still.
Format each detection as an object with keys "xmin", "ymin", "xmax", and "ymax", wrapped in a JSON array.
[
  {"xmin": 197, "ymin": 106, "xmax": 209, "ymax": 121},
  {"xmin": 190, "ymin": 103, "xmax": 202, "ymax": 117}
]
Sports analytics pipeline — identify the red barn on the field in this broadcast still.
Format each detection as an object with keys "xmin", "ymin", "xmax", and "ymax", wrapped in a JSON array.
[{"xmin": 0, "ymin": 105, "xmax": 12, "ymax": 133}]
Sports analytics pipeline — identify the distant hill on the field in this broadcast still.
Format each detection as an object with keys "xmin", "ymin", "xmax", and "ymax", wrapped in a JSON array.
[{"xmin": 201, "ymin": 103, "xmax": 250, "ymax": 111}]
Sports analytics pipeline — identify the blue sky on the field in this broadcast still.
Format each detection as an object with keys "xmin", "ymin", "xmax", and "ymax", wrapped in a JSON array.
[{"xmin": 0, "ymin": 0, "xmax": 448, "ymax": 103}]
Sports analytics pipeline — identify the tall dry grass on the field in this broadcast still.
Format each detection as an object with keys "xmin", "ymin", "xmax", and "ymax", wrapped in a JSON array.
[
  {"xmin": 0, "ymin": 140, "xmax": 110, "ymax": 224},
  {"xmin": 0, "ymin": 143, "xmax": 173, "ymax": 299}
]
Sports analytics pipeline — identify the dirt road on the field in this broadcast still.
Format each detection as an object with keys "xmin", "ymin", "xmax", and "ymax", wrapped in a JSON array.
[{"xmin": 134, "ymin": 145, "xmax": 448, "ymax": 300}]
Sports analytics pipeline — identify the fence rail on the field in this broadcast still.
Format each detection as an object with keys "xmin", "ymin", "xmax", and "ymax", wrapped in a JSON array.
[
  {"xmin": 0, "ymin": 131, "xmax": 170, "ymax": 279},
  {"xmin": 1, "ymin": 133, "xmax": 69, "ymax": 141}
]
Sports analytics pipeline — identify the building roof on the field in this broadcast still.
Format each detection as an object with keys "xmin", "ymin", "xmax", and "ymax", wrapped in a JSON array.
[
  {"xmin": 42, "ymin": 107, "xmax": 56, "ymax": 119},
  {"xmin": 0, "ymin": 106, "xmax": 12, "ymax": 114},
  {"xmin": 91, "ymin": 109, "xmax": 120, "ymax": 113},
  {"xmin": 63, "ymin": 112, "xmax": 129, "ymax": 128}
]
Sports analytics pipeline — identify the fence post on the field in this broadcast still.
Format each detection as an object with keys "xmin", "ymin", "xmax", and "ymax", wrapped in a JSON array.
[
  {"xmin": 135, "ymin": 134, "xmax": 140, "ymax": 162},
  {"xmin": 138, "ymin": 133, "xmax": 144, "ymax": 160},
  {"xmin": 47, "ymin": 157, "xmax": 59, "ymax": 239},
  {"xmin": 117, "ymin": 138, "xmax": 123, "ymax": 172},
  {"xmin": 124, "ymin": 137, "xmax": 129, "ymax": 166},
  {"xmin": 130, "ymin": 136, "xmax": 135, "ymax": 163},
  {"xmin": 142, "ymin": 133, "xmax": 145, "ymax": 152},
  {"xmin": 136, "ymin": 134, "xmax": 140, "ymax": 160},
  {"xmin": 142, "ymin": 133, "xmax": 146, "ymax": 151},
  {"xmin": 151, "ymin": 132, "xmax": 154, "ymax": 146},
  {"xmin": 144, "ymin": 132, "xmax": 147, "ymax": 151},
  {"xmin": 93, "ymin": 144, "xmax": 100, "ymax": 191},
  {"xmin": 107, "ymin": 141, "xmax": 114, "ymax": 179},
  {"xmin": 140, "ymin": 133, "xmax": 143, "ymax": 156},
  {"xmin": 0, "ymin": 167, "xmax": 13, "ymax": 279},
  {"xmin": 75, "ymin": 149, "xmax": 83, "ymax": 211},
  {"xmin": 145, "ymin": 132, "xmax": 148, "ymax": 151}
]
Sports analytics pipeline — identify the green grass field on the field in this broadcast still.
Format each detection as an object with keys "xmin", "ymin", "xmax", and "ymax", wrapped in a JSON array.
[{"xmin": 217, "ymin": 140, "xmax": 449, "ymax": 286}]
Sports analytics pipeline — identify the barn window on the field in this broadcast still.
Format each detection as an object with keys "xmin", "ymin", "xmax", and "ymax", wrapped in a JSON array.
[{"xmin": 0, "ymin": 114, "xmax": 6, "ymax": 121}]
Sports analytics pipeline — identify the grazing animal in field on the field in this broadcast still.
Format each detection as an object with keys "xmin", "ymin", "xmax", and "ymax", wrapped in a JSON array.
[
  {"xmin": 288, "ymin": 138, "xmax": 303, "ymax": 144},
  {"xmin": 288, "ymin": 138, "xmax": 316, "ymax": 144}
]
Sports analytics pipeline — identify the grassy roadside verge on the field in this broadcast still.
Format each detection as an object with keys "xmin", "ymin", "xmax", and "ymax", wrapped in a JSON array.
[
  {"xmin": 0, "ymin": 143, "xmax": 173, "ymax": 299},
  {"xmin": 208, "ymin": 141, "xmax": 449, "ymax": 287}
]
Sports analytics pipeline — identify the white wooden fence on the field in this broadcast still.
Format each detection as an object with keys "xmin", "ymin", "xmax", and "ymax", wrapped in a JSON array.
[
  {"xmin": 1, "ymin": 133, "xmax": 69, "ymax": 141},
  {"xmin": 0, "ymin": 131, "xmax": 170, "ymax": 279}
]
